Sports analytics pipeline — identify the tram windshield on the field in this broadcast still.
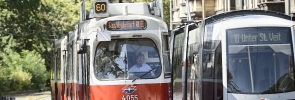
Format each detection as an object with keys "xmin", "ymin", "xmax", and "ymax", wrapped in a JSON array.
[
  {"xmin": 94, "ymin": 39, "xmax": 161, "ymax": 80},
  {"xmin": 226, "ymin": 27, "xmax": 295, "ymax": 94}
]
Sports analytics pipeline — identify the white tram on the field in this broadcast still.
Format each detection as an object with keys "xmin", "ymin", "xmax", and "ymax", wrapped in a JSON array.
[
  {"xmin": 51, "ymin": 0, "xmax": 171, "ymax": 100},
  {"xmin": 170, "ymin": 10, "xmax": 295, "ymax": 100},
  {"xmin": 51, "ymin": 36, "xmax": 67, "ymax": 100}
]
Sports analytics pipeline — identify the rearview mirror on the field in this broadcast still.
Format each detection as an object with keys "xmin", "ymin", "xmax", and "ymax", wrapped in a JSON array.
[{"xmin": 109, "ymin": 41, "xmax": 116, "ymax": 51}]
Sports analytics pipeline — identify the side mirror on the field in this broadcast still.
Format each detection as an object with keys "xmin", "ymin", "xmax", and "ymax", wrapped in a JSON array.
[
  {"xmin": 109, "ymin": 41, "xmax": 116, "ymax": 51},
  {"xmin": 77, "ymin": 39, "xmax": 89, "ymax": 54}
]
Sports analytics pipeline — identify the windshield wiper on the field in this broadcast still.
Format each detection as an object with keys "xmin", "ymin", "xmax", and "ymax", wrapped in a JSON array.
[{"xmin": 132, "ymin": 67, "xmax": 158, "ymax": 82}]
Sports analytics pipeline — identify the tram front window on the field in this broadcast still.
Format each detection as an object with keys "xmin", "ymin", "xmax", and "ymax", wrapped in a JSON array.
[
  {"xmin": 226, "ymin": 27, "xmax": 295, "ymax": 94},
  {"xmin": 94, "ymin": 39, "xmax": 161, "ymax": 80}
]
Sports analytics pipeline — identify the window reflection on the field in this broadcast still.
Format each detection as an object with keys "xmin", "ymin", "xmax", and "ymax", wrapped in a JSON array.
[
  {"xmin": 94, "ymin": 39, "xmax": 161, "ymax": 80},
  {"xmin": 226, "ymin": 27, "xmax": 295, "ymax": 94}
]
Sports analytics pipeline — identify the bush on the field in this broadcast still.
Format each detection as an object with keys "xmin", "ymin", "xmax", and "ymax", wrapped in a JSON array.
[
  {"xmin": 0, "ymin": 68, "xmax": 11, "ymax": 94},
  {"xmin": 9, "ymin": 70, "xmax": 32, "ymax": 91},
  {"xmin": 21, "ymin": 50, "xmax": 48, "ymax": 90},
  {"xmin": 0, "ymin": 24, "xmax": 49, "ymax": 94}
]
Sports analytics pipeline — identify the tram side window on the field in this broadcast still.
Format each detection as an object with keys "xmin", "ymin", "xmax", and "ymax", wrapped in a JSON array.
[
  {"xmin": 77, "ymin": 54, "xmax": 79, "ymax": 82},
  {"xmin": 171, "ymin": 31, "xmax": 185, "ymax": 94},
  {"xmin": 63, "ymin": 54, "xmax": 66, "ymax": 80},
  {"xmin": 87, "ymin": 46, "xmax": 90, "ymax": 87},
  {"xmin": 57, "ymin": 48, "xmax": 61, "ymax": 80},
  {"xmin": 172, "ymin": 47, "xmax": 183, "ymax": 78},
  {"xmin": 202, "ymin": 40, "xmax": 222, "ymax": 79},
  {"xmin": 67, "ymin": 45, "xmax": 72, "ymax": 80},
  {"xmin": 172, "ymin": 32, "xmax": 185, "ymax": 79},
  {"xmin": 163, "ymin": 51, "xmax": 171, "ymax": 78},
  {"xmin": 51, "ymin": 51, "xmax": 55, "ymax": 80},
  {"xmin": 214, "ymin": 42, "xmax": 222, "ymax": 79},
  {"xmin": 71, "ymin": 44, "xmax": 75, "ymax": 81}
]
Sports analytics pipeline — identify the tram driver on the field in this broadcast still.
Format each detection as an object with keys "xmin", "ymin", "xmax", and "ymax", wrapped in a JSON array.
[{"xmin": 129, "ymin": 53, "xmax": 155, "ymax": 77}]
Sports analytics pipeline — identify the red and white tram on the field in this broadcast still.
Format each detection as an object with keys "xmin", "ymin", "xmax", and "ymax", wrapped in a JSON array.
[
  {"xmin": 171, "ymin": 10, "xmax": 295, "ymax": 100},
  {"xmin": 51, "ymin": 36, "xmax": 67, "ymax": 100},
  {"xmin": 51, "ymin": 0, "xmax": 171, "ymax": 100}
]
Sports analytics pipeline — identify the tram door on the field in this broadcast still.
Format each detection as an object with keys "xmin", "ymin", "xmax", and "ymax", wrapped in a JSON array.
[
  {"xmin": 67, "ymin": 43, "xmax": 74, "ymax": 100},
  {"xmin": 187, "ymin": 25, "xmax": 202, "ymax": 100},
  {"xmin": 200, "ymin": 23, "xmax": 223, "ymax": 100},
  {"xmin": 201, "ymin": 41, "xmax": 223, "ymax": 100},
  {"xmin": 62, "ymin": 49, "xmax": 67, "ymax": 100},
  {"xmin": 171, "ymin": 27, "xmax": 185, "ymax": 99},
  {"xmin": 78, "ymin": 43, "xmax": 90, "ymax": 100},
  {"xmin": 170, "ymin": 26, "xmax": 194, "ymax": 100},
  {"xmin": 171, "ymin": 24, "xmax": 200, "ymax": 100},
  {"xmin": 56, "ymin": 48, "xmax": 61, "ymax": 100},
  {"xmin": 51, "ymin": 48, "xmax": 58, "ymax": 100}
]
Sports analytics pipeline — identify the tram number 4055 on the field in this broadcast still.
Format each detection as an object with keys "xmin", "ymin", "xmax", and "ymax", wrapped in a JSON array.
[{"xmin": 122, "ymin": 95, "xmax": 138, "ymax": 100}]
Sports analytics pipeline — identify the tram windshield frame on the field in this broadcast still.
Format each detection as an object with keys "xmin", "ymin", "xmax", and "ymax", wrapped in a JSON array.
[
  {"xmin": 226, "ymin": 27, "xmax": 295, "ymax": 94},
  {"xmin": 93, "ymin": 38, "xmax": 162, "ymax": 80}
]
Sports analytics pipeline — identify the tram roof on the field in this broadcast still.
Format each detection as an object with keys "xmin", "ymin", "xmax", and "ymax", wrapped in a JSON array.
[
  {"xmin": 204, "ymin": 10, "xmax": 293, "ymax": 25},
  {"xmin": 53, "ymin": 36, "xmax": 67, "ymax": 49}
]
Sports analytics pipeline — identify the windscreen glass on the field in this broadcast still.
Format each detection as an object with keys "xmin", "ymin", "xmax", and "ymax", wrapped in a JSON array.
[
  {"xmin": 226, "ymin": 27, "xmax": 295, "ymax": 94},
  {"xmin": 94, "ymin": 39, "xmax": 162, "ymax": 80}
]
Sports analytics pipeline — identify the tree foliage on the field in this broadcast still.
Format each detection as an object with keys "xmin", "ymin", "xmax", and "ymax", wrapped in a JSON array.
[
  {"xmin": 0, "ymin": 0, "xmax": 74, "ymax": 93},
  {"xmin": 0, "ymin": 36, "xmax": 47, "ymax": 93}
]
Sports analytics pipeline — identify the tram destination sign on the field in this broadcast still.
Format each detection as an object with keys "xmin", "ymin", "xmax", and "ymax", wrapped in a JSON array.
[
  {"xmin": 227, "ymin": 27, "xmax": 290, "ymax": 45},
  {"xmin": 106, "ymin": 20, "xmax": 147, "ymax": 31},
  {"xmin": 95, "ymin": 2, "xmax": 107, "ymax": 13}
]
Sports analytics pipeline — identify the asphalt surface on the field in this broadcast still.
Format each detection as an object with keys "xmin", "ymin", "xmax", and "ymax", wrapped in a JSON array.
[{"xmin": 5, "ymin": 91, "xmax": 51, "ymax": 100}]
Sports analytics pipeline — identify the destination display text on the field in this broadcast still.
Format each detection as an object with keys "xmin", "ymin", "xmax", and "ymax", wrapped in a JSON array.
[
  {"xmin": 227, "ymin": 27, "xmax": 290, "ymax": 45},
  {"xmin": 106, "ymin": 20, "xmax": 147, "ymax": 31}
]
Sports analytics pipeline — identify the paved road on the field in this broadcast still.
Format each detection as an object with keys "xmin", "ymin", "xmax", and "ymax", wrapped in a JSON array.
[
  {"xmin": 6, "ymin": 91, "xmax": 51, "ymax": 100},
  {"xmin": 36, "ymin": 96, "xmax": 51, "ymax": 100}
]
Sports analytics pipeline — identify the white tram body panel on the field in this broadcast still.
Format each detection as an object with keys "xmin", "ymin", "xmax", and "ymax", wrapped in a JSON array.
[{"xmin": 51, "ymin": 36, "xmax": 67, "ymax": 100}]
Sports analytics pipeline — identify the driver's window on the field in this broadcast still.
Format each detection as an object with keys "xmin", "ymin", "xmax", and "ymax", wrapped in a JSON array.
[
  {"xmin": 94, "ymin": 40, "xmax": 128, "ymax": 80},
  {"xmin": 127, "ymin": 39, "xmax": 161, "ymax": 79},
  {"xmin": 94, "ymin": 39, "xmax": 161, "ymax": 80}
]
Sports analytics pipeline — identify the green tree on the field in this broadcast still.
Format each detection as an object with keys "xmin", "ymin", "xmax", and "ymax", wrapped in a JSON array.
[
  {"xmin": 0, "ymin": 36, "xmax": 32, "ymax": 93},
  {"xmin": 21, "ymin": 50, "xmax": 48, "ymax": 90},
  {"xmin": 0, "ymin": 0, "xmax": 170, "ymax": 93},
  {"xmin": 163, "ymin": 0, "xmax": 170, "ymax": 30},
  {"xmin": 0, "ymin": 35, "xmax": 48, "ymax": 93}
]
